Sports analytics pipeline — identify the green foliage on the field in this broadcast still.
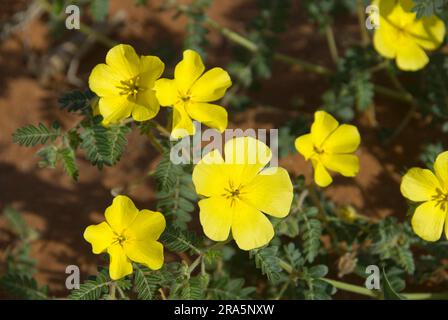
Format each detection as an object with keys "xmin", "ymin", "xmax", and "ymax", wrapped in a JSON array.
[
  {"xmin": 250, "ymin": 246, "xmax": 283, "ymax": 282},
  {"xmin": 155, "ymin": 151, "xmax": 198, "ymax": 229},
  {"xmin": 69, "ymin": 269, "xmax": 111, "ymax": 300},
  {"xmin": 324, "ymin": 47, "xmax": 378, "ymax": 121},
  {"xmin": 411, "ymin": 0, "xmax": 448, "ymax": 18},
  {"xmin": 2, "ymin": 208, "xmax": 38, "ymax": 275},
  {"xmin": 91, "ymin": 0, "xmax": 110, "ymax": 22},
  {"xmin": 58, "ymin": 147, "xmax": 79, "ymax": 180},
  {"xmin": 370, "ymin": 217, "xmax": 416, "ymax": 274},
  {"xmin": 181, "ymin": 0, "xmax": 213, "ymax": 57},
  {"xmin": 80, "ymin": 118, "xmax": 131, "ymax": 169},
  {"xmin": 299, "ymin": 207, "xmax": 322, "ymax": 263},
  {"xmin": 0, "ymin": 274, "xmax": 48, "ymax": 300},
  {"xmin": 207, "ymin": 275, "xmax": 256, "ymax": 299},
  {"xmin": 13, "ymin": 122, "xmax": 60, "ymax": 147},
  {"xmin": 421, "ymin": 55, "xmax": 448, "ymax": 130},
  {"xmin": 382, "ymin": 268, "xmax": 405, "ymax": 300},
  {"xmin": 420, "ymin": 142, "xmax": 444, "ymax": 169},
  {"xmin": 160, "ymin": 227, "xmax": 201, "ymax": 254},
  {"xmin": 59, "ymin": 89, "xmax": 95, "ymax": 113},
  {"xmin": 132, "ymin": 264, "xmax": 172, "ymax": 300}
]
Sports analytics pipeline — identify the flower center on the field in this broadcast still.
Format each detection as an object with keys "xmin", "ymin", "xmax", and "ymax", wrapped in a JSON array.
[
  {"xmin": 116, "ymin": 76, "xmax": 145, "ymax": 97},
  {"xmin": 432, "ymin": 188, "xmax": 448, "ymax": 211},
  {"xmin": 114, "ymin": 234, "xmax": 127, "ymax": 246},
  {"xmin": 313, "ymin": 146, "xmax": 324, "ymax": 155},
  {"xmin": 223, "ymin": 182, "xmax": 243, "ymax": 206}
]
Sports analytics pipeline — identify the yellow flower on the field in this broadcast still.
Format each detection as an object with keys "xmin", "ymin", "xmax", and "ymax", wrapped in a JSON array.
[
  {"xmin": 400, "ymin": 151, "xmax": 448, "ymax": 241},
  {"xmin": 192, "ymin": 136, "xmax": 293, "ymax": 250},
  {"xmin": 154, "ymin": 50, "xmax": 231, "ymax": 139},
  {"xmin": 373, "ymin": 0, "xmax": 445, "ymax": 71},
  {"xmin": 295, "ymin": 111, "xmax": 361, "ymax": 188},
  {"xmin": 89, "ymin": 44, "xmax": 164, "ymax": 125},
  {"xmin": 83, "ymin": 195, "xmax": 166, "ymax": 280}
]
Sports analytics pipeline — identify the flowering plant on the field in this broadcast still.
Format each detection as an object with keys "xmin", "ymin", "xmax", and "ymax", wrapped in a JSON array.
[{"xmin": 3, "ymin": 0, "xmax": 448, "ymax": 301}]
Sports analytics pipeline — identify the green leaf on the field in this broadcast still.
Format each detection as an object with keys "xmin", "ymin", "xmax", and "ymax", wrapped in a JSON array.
[
  {"xmin": 91, "ymin": 0, "xmax": 109, "ymax": 21},
  {"xmin": 80, "ymin": 120, "xmax": 130, "ymax": 168},
  {"xmin": 59, "ymin": 89, "xmax": 95, "ymax": 113},
  {"xmin": 308, "ymin": 265, "xmax": 329, "ymax": 278},
  {"xmin": 133, "ymin": 264, "xmax": 156, "ymax": 300},
  {"xmin": 411, "ymin": 0, "xmax": 447, "ymax": 18},
  {"xmin": 207, "ymin": 276, "xmax": 256, "ymax": 299},
  {"xmin": 160, "ymin": 227, "xmax": 200, "ymax": 254},
  {"xmin": 37, "ymin": 145, "xmax": 58, "ymax": 168},
  {"xmin": 251, "ymin": 246, "xmax": 282, "ymax": 282},
  {"xmin": 13, "ymin": 123, "xmax": 60, "ymax": 147},
  {"xmin": 69, "ymin": 270, "xmax": 110, "ymax": 300},
  {"xmin": 382, "ymin": 268, "xmax": 405, "ymax": 300},
  {"xmin": 58, "ymin": 147, "xmax": 79, "ymax": 181},
  {"xmin": 3, "ymin": 207, "xmax": 39, "ymax": 241},
  {"xmin": 154, "ymin": 152, "xmax": 184, "ymax": 192},
  {"xmin": 180, "ymin": 275, "xmax": 209, "ymax": 300},
  {"xmin": 0, "ymin": 274, "xmax": 48, "ymax": 300},
  {"xmin": 299, "ymin": 209, "xmax": 322, "ymax": 263}
]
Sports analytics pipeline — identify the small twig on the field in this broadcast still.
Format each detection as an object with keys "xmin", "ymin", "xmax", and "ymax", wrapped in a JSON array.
[{"xmin": 325, "ymin": 26, "xmax": 339, "ymax": 63}]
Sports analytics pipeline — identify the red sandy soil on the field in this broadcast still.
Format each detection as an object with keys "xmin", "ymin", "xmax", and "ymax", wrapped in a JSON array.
[{"xmin": 0, "ymin": 0, "xmax": 442, "ymax": 297}]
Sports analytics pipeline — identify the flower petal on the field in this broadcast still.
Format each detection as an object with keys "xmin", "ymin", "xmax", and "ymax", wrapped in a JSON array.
[
  {"xmin": 107, "ymin": 243, "xmax": 133, "ymax": 280},
  {"xmin": 313, "ymin": 160, "xmax": 333, "ymax": 187},
  {"xmin": 434, "ymin": 151, "xmax": 448, "ymax": 188},
  {"xmin": 400, "ymin": 168, "xmax": 440, "ymax": 202},
  {"xmin": 89, "ymin": 63, "xmax": 122, "ymax": 97},
  {"xmin": 223, "ymin": 136, "xmax": 272, "ymax": 185},
  {"xmin": 154, "ymin": 79, "xmax": 178, "ymax": 106},
  {"xmin": 395, "ymin": 38, "xmax": 429, "ymax": 71},
  {"xmin": 192, "ymin": 149, "xmax": 228, "ymax": 197},
  {"xmin": 139, "ymin": 55, "xmax": 164, "ymax": 87},
  {"xmin": 373, "ymin": 23, "xmax": 397, "ymax": 59},
  {"xmin": 105, "ymin": 195, "xmax": 139, "ymax": 234},
  {"xmin": 295, "ymin": 134, "xmax": 314, "ymax": 160},
  {"xmin": 311, "ymin": 111, "xmax": 339, "ymax": 148},
  {"xmin": 190, "ymin": 67, "xmax": 232, "ymax": 102},
  {"xmin": 321, "ymin": 154, "xmax": 359, "ymax": 177},
  {"xmin": 174, "ymin": 50, "xmax": 205, "ymax": 95},
  {"xmin": 105, "ymin": 44, "xmax": 140, "ymax": 79},
  {"xmin": 411, "ymin": 201, "xmax": 446, "ymax": 242},
  {"xmin": 132, "ymin": 90, "xmax": 160, "ymax": 121},
  {"xmin": 198, "ymin": 196, "xmax": 233, "ymax": 242},
  {"xmin": 186, "ymin": 102, "xmax": 228, "ymax": 132},
  {"xmin": 409, "ymin": 15, "xmax": 445, "ymax": 50},
  {"xmin": 322, "ymin": 124, "xmax": 360, "ymax": 154},
  {"xmin": 243, "ymin": 167, "xmax": 293, "ymax": 218},
  {"xmin": 231, "ymin": 200, "xmax": 274, "ymax": 250},
  {"xmin": 83, "ymin": 222, "xmax": 114, "ymax": 254},
  {"xmin": 124, "ymin": 240, "xmax": 164, "ymax": 270},
  {"xmin": 127, "ymin": 210, "xmax": 166, "ymax": 241},
  {"xmin": 171, "ymin": 103, "xmax": 195, "ymax": 139},
  {"xmin": 98, "ymin": 96, "xmax": 133, "ymax": 125}
]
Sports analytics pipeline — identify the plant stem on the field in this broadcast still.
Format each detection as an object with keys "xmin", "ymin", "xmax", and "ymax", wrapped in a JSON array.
[
  {"xmin": 147, "ymin": 131, "xmax": 164, "ymax": 154},
  {"xmin": 322, "ymin": 278, "xmax": 378, "ymax": 298},
  {"xmin": 279, "ymin": 258, "xmax": 448, "ymax": 300},
  {"xmin": 151, "ymin": 120, "xmax": 171, "ymax": 137},
  {"xmin": 325, "ymin": 26, "xmax": 339, "ymax": 63},
  {"xmin": 357, "ymin": 0, "xmax": 370, "ymax": 46},
  {"xmin": 109, "ymin": 282, "xmax": 117, "ymax": 299}
]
